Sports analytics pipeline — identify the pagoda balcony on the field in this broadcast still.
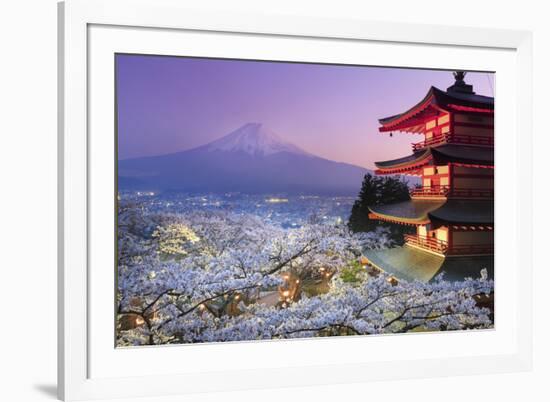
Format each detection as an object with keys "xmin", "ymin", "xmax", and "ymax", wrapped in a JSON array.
[
  {"xmin": 404, "ymin": 234, "xmax": 448, "ymax": 254},
  {"xmin": 446, "ymin": 244, "xmax": 494, "ymax": 256},
  {"xmin": 410, "ymin": 186, "xmax": 493, "ymax": 199},
  {"xmin": 405, "ymin": 234, "xmax": 493, "ymax": 256},
  {"xmin": 411, "ymin": 133, "xmax": 494, "ymax": 152},
  {"xmin": 447, "ymin": 188, "xmax": 494, "ymax": 199},
  {"xmin": 410, "ymin": 185, "xmax": 450, "ymax": 198}
]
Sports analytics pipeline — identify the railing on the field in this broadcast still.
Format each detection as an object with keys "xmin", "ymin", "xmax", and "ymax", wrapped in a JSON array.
[
  {"xmin": 448, "ymin": 188, "xmax": 494, "ymax": 198},
  {"xmin": 410, "ymin": 185, "xmax": 450, "ymax": 198},
  {"xmin": 410, "ymin": 186, "xmax": 493, "ymax": 199},
  {"xmin": 404, "ymin": 234, "xmax": 448, "ymax": 254},
  {"xmin": 405, "ymin": 234, "xmax": 493, "ymax": 256},
  {"xmin": 412, "ymin": 133, "xmax": 494, "ymax": 152},
  {"xmin": 447, "ymin": 244, "xmax": 494, "ymax": 255}
]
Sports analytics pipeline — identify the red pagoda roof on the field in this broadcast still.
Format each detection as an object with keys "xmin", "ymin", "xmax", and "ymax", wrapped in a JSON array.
[
  {"xmin": 374, "ymin": 144, "xmax": 494, "ymax": 175},
  {"xmin": 428, "ymin": 199, "xmax": 494, "ymax": 224},
  {"xmin": 374, "ymin": 149, "xmax": 431, "ymax": 175},
  {"xmin": 379, "ymin": 86, "xmax": 494, "ymax": 133},
  {"xmin": 368, "ymin": 199, "xmax": 446, "ymax": 225},
  {"xmin": 364, "ymin": 247, "xmax": 494, "ymax": 282},
  {"xmin": 368, "ymin": 199, "xmax": 493, "ymax": 226}
]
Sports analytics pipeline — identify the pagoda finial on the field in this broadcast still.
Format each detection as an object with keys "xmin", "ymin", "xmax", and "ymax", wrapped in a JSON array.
[
  {"xmin": 447, "ymin": 70, "xmax": 474, "ymax": 94},
  {"xmin": 453, "ymin": 71, "xmax": 467, "ymax": 84}
]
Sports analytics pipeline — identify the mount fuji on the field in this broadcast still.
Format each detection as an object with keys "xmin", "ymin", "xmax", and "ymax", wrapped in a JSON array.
[{"xmin": 118, "ymin": 123, "xmax": 372, "ymax": 195}]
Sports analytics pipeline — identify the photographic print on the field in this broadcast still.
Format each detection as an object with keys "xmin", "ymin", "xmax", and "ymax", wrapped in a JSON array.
[{"xmin": 116, "ymin": 54, "xmax": 494, "ymax": 347}]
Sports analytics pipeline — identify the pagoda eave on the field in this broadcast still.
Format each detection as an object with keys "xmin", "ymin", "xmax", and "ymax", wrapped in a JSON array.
[
  {"xmin": 378, "ymin": 102, "xmax": 442, "ymax": 133},
  {"xmin": 364, "ymin": 247, "xmax": 494, "ymax": 283},
  {"xmin": 374, "ymin": 149, "xmax": 432, "ymax": 172},
  {"xmin": 368, "ymin": 212, "xmax": 429, "ymax": 226},
  {"xmin": 428, "ymin": 199, "xmax": 494, "ymax": 224},
  {"xmin": 368, "ymin": 200, "xmax": 446, "ymax": 226},
  {"xmin": 369, "ymin": 199, "xmax": 493, "ymax": 227},
  {"xmin": 446, "ymin": 104, "xmax": 494, "ymax": 113},
  {"xmin": 374, "ymin": 145, "xmax": 494, "ymax": 175},
  {"xmin": 374, "ymin": 167, "xmax": 424, "ymax": 176},
  {"xmin": 431, "ymin": 145, "xmax": 493, "ymax": 166},
  {"xmin": 378, "ymin": 86, "xmax": 494, "ymax": 133}
]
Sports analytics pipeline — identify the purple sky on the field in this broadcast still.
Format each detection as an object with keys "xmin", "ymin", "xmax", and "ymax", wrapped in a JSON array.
[{"xmin": 116, "ymin": 54, "xmax": 494, "ymax": 169}]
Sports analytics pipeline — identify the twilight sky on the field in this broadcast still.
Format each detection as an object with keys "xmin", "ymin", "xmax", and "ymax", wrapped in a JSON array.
[{"xmin": 116, "ymin": 54, "xmax": 494, "ymax": 169}]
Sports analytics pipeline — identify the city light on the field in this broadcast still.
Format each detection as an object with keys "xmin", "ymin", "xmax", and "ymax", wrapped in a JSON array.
[{"xmin": 265, "ymin": 197, "xmax": 289, "ymax": 203}]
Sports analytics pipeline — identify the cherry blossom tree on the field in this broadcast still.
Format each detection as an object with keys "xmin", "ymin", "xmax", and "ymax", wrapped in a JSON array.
[{"xmin": 116, "ymin": 202, "xmax": 493, "ymax": 346}]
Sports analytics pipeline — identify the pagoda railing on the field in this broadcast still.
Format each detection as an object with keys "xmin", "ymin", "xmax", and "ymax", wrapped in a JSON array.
[
  {"xmin": 446, "ymin": 244, "xmax": 494, "ymax": 255},
  {"xmin": 410, "ymin": 186, "xmax": 493, "ymax": 199},
  {"xmin": 412, "ymin": 133, "xmax": 494, "ymax": 151},
  {"xmin": 405, "ymin": 234, "xmax": 493, "ymax": 255},
  {"xmin": 448, "ymin": 188, "xmax": 494, "ymax": 198},
  {"xmin": 410, "ymin": 185, "xmax": 450, "ymax": 198},
  {"xmin": 404, "ymin": 234, "xmax": 448, "ymax": 254}
]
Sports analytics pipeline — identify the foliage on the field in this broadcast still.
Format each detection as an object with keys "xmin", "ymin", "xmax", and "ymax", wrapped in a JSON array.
[
  {"xmin": 340, "ymin": 260, "xmax": 366, "ymax": 284},
  {"xmin": 348, "ymin": 173, "xmax": 412, "ymax": 238}
]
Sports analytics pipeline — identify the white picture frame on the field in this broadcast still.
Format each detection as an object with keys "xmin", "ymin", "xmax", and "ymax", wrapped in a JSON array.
[{"xmin": 58, "ymin": 0, "xmax": 533, "ymax": 400}]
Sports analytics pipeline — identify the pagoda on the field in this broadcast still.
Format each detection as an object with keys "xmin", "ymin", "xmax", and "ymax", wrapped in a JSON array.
[{"xmin": 364, "ymin": 72, "xmax": 494, "ymax": 282}]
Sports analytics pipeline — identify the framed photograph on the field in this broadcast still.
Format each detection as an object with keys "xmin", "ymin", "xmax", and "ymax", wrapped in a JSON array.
[{"xmin": 58, "ymin": 0, "xmax": 533, "ymax": 400}]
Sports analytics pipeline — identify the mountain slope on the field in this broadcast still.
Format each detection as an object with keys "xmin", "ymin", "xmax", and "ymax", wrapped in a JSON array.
[
  {"xmin": 204, "ymin": 122, "xmax": 309, "ymax": 156},
  {"xmin": 119, "ymin": 123, "xmax": 371, "ymax": 195}
]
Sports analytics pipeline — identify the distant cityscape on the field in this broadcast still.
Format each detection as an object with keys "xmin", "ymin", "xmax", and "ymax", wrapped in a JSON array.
[{"xmin": 120, "ymin": 191, "xmax": 354, "ymax": 229}]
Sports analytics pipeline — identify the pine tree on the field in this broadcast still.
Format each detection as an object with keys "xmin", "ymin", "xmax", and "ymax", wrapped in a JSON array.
[{"xmin": 348, "ymin": 174, "xmax": 411, "ymax": 238}]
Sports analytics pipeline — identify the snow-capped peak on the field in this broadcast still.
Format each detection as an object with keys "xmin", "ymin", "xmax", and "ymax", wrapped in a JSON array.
[{"xmin": 206, "ymin": 123, "xmax": 308, "ymax": 156}]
